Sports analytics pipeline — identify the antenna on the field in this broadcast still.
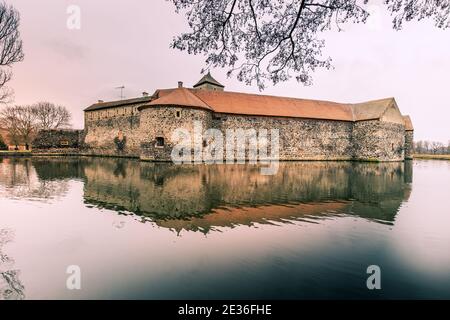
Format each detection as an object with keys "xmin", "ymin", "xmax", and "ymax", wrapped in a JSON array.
[{"xmin": 115, "ymin": 85, "xmax": 125, "ymax": 99}]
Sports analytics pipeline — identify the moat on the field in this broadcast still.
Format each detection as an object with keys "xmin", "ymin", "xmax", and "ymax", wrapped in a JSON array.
[{"xmin": 1, "ymin": 157, "xmax": 449, "ymax": 299}]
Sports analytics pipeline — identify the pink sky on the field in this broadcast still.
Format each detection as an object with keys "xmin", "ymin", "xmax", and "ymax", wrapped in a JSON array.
[{"xmin": 6, "ymin": 0, "xmax": 450, "ymax": 142}]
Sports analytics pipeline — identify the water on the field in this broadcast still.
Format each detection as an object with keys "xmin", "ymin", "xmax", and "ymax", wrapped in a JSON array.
[{"xmin": 0, "ymin": 157, "xmax": 449, "ymax": 299}]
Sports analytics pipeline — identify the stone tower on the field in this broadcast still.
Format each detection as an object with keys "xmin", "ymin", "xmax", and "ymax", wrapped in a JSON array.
[{"xmin": 193, "ymin": 72, "xmax": 225, "ymax": 91}]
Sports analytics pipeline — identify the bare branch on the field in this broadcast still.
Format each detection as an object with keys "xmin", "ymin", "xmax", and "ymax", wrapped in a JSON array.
[
  {"xmin": 169, "ymin": 0, "xmax": 449, "ymax": 89},
  {"xmin": 0, "ymin": 2, "xmax": 24, "ymax": 102}
]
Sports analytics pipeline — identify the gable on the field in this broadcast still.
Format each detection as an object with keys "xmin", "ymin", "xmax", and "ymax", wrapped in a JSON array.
[{"xmin": 380, "ymin": 100, "xmax": 405, "ymax": 125}]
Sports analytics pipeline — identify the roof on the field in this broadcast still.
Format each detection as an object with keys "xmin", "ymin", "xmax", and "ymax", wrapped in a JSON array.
[
  {"xmin": 403, "ymin": 115, "xmax": 414, "ymax": 131},
  {"xmin": 84, "ymin": 96, "xmax": 152, "ymax": 112},
  {"xmin": 0, "ymin": 127, "xmax": 9, "ymax": 144},
  {"xmin": 144, "ymin": 88, "xmax": 400, "ymax": 123},
  {"xmin": 194, "ymin": 89, "xmax": 354, "ymax": 121},
  {"xmin": 143, "ymin": 87, "xmax": 212, "ymax": 111},
  {"xmin": 193, "ymin": 72, "xmax": 225, "ymax": 88},
  {"xmin": 352, "ymin": 98, "xmax": 395, "ymax": 121}
]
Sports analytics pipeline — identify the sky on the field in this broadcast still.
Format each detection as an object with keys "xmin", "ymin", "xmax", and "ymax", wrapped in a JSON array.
[{"xmin": 6, "ymin": 0, "xmax": 450, "ymax": 142}]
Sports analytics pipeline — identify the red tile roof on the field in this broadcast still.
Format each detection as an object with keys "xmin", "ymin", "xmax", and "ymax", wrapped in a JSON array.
[
  {"xmin": 141, "ymin": 87, "xmax": 401, "ymax": 123},
  {"xmin": 146, "ymin": 87, "xmax": 212, "ymax": 111}
]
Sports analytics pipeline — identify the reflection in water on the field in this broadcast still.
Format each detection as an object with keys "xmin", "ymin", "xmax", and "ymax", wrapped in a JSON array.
[
  {"xmin": 0, "ymin": 229, "xmax": 25, "ymax": 300},
  {"xmin": 0, "ymin": 158, "xmax": 70, "ymax": 201},
  {"xmin": 81, "ymin": 159, "xmax": 412, "ymax": 232},
  {"xmin": 4, "ymin": 157, "xmax": 450, "ymax": 300},
  {"xmin": 3, "ymin": 157, "xmax": 412, "ymax": 233}
]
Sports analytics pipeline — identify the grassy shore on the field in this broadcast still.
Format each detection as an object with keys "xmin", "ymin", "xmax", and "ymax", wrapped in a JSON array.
[
  {"xmin": 2, "ymin": 150, "xmax": 450, "ymax": 161},
  {"xmin": 413, "ymin": 154, "xmax": 450, "ymax": 160},
  {"xmin": 0, "ymin": 150, "xmax": 32, "ymax": 156}
]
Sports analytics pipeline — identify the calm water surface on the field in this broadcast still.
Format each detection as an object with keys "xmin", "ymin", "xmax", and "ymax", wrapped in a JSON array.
[{"xmin": 0, "ymin": 157, "xmax": 449, "ymax": 299}]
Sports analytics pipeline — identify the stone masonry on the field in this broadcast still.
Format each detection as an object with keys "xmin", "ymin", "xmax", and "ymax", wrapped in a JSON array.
[{"xmin": 83, "ymin": 75, "xmax": 414, "ymax": 162}]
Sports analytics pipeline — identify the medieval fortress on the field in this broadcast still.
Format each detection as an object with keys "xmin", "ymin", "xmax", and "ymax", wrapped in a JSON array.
[{"xmin": 80, "ymin": 73, "xmax": 413, "ymax": 162}]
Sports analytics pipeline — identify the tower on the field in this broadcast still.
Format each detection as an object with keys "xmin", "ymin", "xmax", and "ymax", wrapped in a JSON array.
[{"xmin": 193, "ymin": 72, "xmax": 225, "ymax": 91}]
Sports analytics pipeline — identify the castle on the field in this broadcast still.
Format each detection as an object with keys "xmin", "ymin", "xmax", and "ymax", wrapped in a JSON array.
[{"xmin": 82, "ymin": 73, "xmax": 414, "ymax": 162}]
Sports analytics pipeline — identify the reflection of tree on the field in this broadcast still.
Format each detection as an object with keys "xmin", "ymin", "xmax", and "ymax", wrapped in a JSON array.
[
  {"xmin": 0, "ymin": 229, "xmax": 25, "ymax": 300},
  {"xmin": 0, "ymin": 158, "xmax": 69, "ymax": 201},
  {"xmin": 32, "ymin": 158, "xmax": 84, "ymax": 181}
]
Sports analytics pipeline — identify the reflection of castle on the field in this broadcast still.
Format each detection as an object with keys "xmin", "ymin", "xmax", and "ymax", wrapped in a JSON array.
[{"xmin": 27, "ymin": 157, "xmax": 413, "ymax": 233}]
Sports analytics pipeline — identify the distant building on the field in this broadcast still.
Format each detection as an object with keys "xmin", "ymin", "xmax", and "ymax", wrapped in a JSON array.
[
  {"xmin": 0, "ymin": 127, "xmax": 30, "ymax": 151},
  {"xmin": 83, "ymin": 73, "xmax": 414, "ymax": 161}
]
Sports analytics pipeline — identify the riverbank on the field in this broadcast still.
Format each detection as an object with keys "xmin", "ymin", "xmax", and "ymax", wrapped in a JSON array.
[
  {"xmin": 3, "ymin": 150, "xmax": 448, "ymax": 161},
  {"xmin": 0, "ymin": 150, "xmax": 137, "ymax": 159},
  {"xmin": 413, "ymin": 154, "xmax": 450, "ymax": 160},
  {"xmin": 0, "ymin": 151, "xmax": 32, "ymax": 157}
]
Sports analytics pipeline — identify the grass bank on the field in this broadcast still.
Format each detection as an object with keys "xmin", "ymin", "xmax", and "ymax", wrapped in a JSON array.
[
  {"xmin": 413, "ymin": 154, "xmax": 450, "ymax": 160},
  {"xmin": 0, "ymin": 150, "xmax": 32, "ymax": 156}
]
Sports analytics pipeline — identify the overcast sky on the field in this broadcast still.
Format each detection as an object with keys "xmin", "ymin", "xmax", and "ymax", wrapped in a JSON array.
[{"xmin": 7, "ymin": 0, "xmax": 450, "ymax": 142}]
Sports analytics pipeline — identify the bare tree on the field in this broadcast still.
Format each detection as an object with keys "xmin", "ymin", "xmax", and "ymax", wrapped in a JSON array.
[
  {"xmin": 32, "ymin": 102, "xmax": 72, "ymax": 130},
  {"xmin": 0, "ymin": 105, "xmax": 36, "ymax": 147},
  {"xmin": 414, "ymin": 140, "xmax": 450, "ymax": 154},
  {"xmin": 431, "ymin": 141, "xmax": 444, "ymax": 154},
  {"xmin": 0, "ymin": 131, "xmax": 7, "ymax": 149},
  {"xmin": 0, "ymin": 103, "xmax": 72, "ymax": 148},
  {"xmin": 0, "ymin": 2, "xmax": 24, "ymax": 102},
  {"xmin": 169, "ymin": 0, "xmax": 450, "ymax": 89}
]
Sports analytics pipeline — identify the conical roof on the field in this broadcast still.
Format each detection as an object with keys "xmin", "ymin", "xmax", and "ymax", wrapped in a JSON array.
[
  {"xmin": 193, "ymin": 72, "xmax": 224, "ymax": 88},
  {"xmin": 143, "ymin": 87, "xmax": 212, "ymax": 110}
]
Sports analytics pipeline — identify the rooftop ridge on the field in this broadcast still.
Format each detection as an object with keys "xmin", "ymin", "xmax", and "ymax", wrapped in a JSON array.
[{"xmin": 193, "ymin": 72, "xmax": 225, "ymax": 88}]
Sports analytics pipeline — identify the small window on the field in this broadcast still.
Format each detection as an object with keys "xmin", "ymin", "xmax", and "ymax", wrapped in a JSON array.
[
  {"xmin": 176, "ymin": 110, "xmax": 181, "ymax": 118},
  {"xmin": 61, "ymin": 140, "xmax": 69, "ymax": 146},
  {"xmin": 155, "ymin": 137, "xmax": 165, "ymax": 147}
]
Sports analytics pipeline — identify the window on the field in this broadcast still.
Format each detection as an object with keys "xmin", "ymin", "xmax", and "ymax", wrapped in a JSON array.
[
  {"xmin": 176, "ymin": 110, "xmax": 181, "ymax": 118},
  {"xmin": 155, "ymin": 137, "xmax": 165, "ymax": 148},
  {"xmin": 60, "ymin": 140, "xmax": 69, "ymax": 146}
]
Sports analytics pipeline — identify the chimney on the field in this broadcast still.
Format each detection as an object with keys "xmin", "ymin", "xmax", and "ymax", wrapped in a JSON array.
[
  {"xmin": 178, "ymin": 81, "xmax": 183, "ymax": 88},
  {"xmin": 98, "ymin": 99, "xmax": 104, "ymax": 103},
  {"xmin": 142, "ymin": 91, "xmax": 149, "ymax": 97}
]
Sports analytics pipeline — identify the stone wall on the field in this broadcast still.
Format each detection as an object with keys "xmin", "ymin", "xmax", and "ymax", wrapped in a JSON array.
[
  {"xmin": 84, "ymin": 104, "xmax": 411, "ymax": 162},
  {"xmin": 215, "ymin": 114, "xmax": 354, "ymax": 161},
  {"xmin": 404, "ymin": 130, "xmax": 414, "ymax": 160},
  {"xmin": 352, "ymin": 120, "xmax": 405, "ymax": 161},
  {"xmin": 84, "ymin": 114, "xmax": 140, "ymax": 157},
  {"xmin": 32, "ymin": 129, "xmax": 83, "ymax": 150},
  {"xmin": 140, "ymin": 106, "xmax": 213, "ymax": 161}
]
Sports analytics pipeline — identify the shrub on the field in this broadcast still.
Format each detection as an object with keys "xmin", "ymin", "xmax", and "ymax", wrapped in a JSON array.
[{"xmin": 0, "ymin": 135, "xmax": 8, "ymax": 150}]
